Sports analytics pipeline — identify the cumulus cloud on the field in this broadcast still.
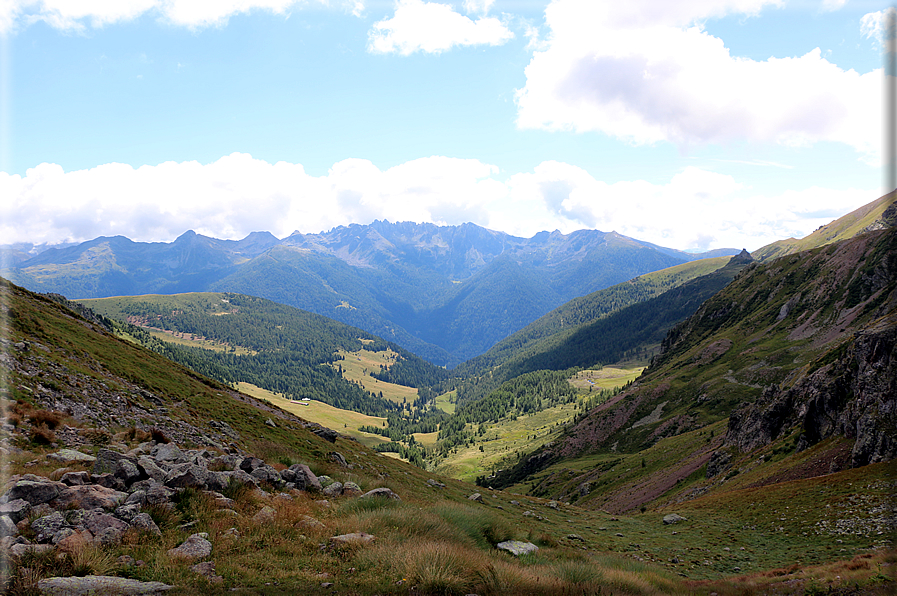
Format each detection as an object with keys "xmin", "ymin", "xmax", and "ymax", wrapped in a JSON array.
[
  {"xmin": 367, "ymin": 0, "xmax": 513, "ymax": 55},
  {"xmin": 516, "ymin": 0, "xmax": 879, "ymax": 160},
  {"xmin": 0, "ymin": 154, "xmax": 877, "ymax": 252},
  {"xmin": 0, "ymin": 0, "xmax": 364, "ymax": 32}
]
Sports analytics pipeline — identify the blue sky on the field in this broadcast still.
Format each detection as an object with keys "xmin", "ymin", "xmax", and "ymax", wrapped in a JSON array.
[{"xmin": 0, "ymin": 0, "xmax": 891, "ymax": 252}]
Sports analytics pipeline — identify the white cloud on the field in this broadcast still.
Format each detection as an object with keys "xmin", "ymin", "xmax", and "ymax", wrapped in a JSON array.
[
  {"xmin": 861, "ymin": 7, "xmax": 896, "ymax": 44},
  {"xmin": 497, "ymin": 161, "xmax": 875, "ymax": 251},
  {"xmin": 0, "ymin": 154, "xmax": 877, "ymax": 253},
  {"xmin": 516, "ymin": 0, "xmax": 879, "ymax": 160},
  {"xmin": 367, "ymin": 0, "xmax": 512, "ymax": 55},
  {"xmin": 0, "ymin": 154, "xmax": 505, "ymax": 245},
  {"xmin": 821, "ymin": 0, "xmax": 847, "ymax": 12},
  {"xmin": 462, "ymin": 0, "xmax": 493, "ymax": 15},
  {"xmin": 0, "ymin": 0, "xmax": 365, "ymax": 32}
]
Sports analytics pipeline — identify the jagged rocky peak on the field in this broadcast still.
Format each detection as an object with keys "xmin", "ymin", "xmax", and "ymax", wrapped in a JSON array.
[{"xmin": 729, "ymin": 248, "xmax": 753, "ymax": 265}]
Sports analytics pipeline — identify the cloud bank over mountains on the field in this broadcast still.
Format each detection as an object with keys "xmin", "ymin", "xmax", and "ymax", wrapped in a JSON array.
[
  {"xmin": 1, "ymin": 153, "xmax": 873, "ymax": 252},
  {"xmin": 1, "ymin": 0, "xmax": 883, "ymax": 253}
]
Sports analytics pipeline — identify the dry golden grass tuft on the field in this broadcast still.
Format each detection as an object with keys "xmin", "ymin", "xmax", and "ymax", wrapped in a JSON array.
[{"xmin": 400, "ymin": 540, "xmax": 483, "ymax": 595}]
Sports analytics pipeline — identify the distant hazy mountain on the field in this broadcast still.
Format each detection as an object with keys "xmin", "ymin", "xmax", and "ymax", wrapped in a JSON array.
[{"xmin": 2, "ymin": 221, "xmax": 739, "ymax": 366}]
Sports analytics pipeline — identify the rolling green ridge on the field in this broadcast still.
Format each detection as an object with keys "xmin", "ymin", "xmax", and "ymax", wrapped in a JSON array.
[{"xmin": 752, "ymin": 192, "xmax": 896, "ymax": 262}]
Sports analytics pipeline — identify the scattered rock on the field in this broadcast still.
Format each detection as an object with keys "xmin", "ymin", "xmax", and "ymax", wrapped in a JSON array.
[
  {"xmin": 329, "ymin": 452, "xmax": 348, "ymax": 467},
  {"xmin": 311, "ymin": 426, "xmax": 338, "ymax": 443},
  {"xmin": 323, "ymin": 482, "xmax": 344, "ymax": 497},
  {"xmin": 330, "ymin": 532, "xmax": 375, "ymax": 547},
  {"xmin": 5, "ymin": 478, "xmax": 66, "ymax": 505},
  {"xmin": 283, "ymin": 464, "xmax": 321, "ymax": 492},
  {"xmin": 468, "ymin": 493, "xmax": 483, "ymax": 502},
  {"xmin": 361, "ymin": 488, "xmax": 400, "ymax": 501},
  {"xmin": 48, "ymin": 449, "xmax": 96, "ymax": 464},
  {"xmin": 190, "ymin": 561, "xmax": 224, "ymax": 584},
  {"xmin": 427, "ymin": 479, "xmax": 446, "ymax": 489},
  {"xmin": 52, "ymin": 485, "xmax": 127, "ymax": 510},
  {"xmin": 31, "ymin": 511, "xmax": 67, "ymax": 543},
  {"xmin": 164, "ymin": 463, "xmax": 209, "ymax": 490},
  {"xmin": 0, "ymin": 499, "xmax": 31, "ymax": 524},
  {"xmin": 152, "ymin": 444, "xmax": 184, "ymax": 463},
  {"xmin": 663, "ymin": 514, "xmax": 688, "ymax": 525},
  {"xmin": 167, "ymin": 533, "xmax": 212, "ymax": 562},
  {"xmin": 253, "ymin": 506, "xmax": 276, "ymax": 523},
  {"xmin": 0, "ymin": 515, "xmax": 18, "ymax": 537},
  {"xmin": 92, "ymin": 449, "xmax": 137, "ymax": 476},
  {"xmin": 496, "ymin": 540, "xmax": 539, "ymax": 556},
  {"xmin": 37, "ymin": 575, "xmax": 173, "ymax": 595},
  {"xmin": 297, "ymin": 515, "xmax": 325, "ymax": 530},
  {"xmin": 341, "ymin": 482, "xmax": 362, "ymax": 497},
  {"xmin": 10, "ymin": 543, "xmax": 54, "ymax": 557},
  {"xmin": 130, "ymin": 513, "xmax": 162, "ymax": 537},
  {"xmin": 59, "ymin": 472, "xmax": 91, "ymax": 486}
]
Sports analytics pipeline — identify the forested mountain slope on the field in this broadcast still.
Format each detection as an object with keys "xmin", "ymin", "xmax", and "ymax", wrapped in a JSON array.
[
  {"xmin": 454, "ymin": 255, "xmax": 732, "ymax": 379},
  {"xmin": 80, "ymin": 292, "xmax": 449, "ymax": 416},
  {"xmin": 451, "ymin": 253, "xmax": 752, "ymax": 408}
]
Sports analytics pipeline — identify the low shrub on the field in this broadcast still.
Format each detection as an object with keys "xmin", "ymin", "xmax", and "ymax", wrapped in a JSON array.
[
  {"xmin": 29, "ymin": 424, "xmax": 57, "ymax": 445},
  {"xmin": 28, "ymin": 409, "xmax": 64, "ymax": 430}
]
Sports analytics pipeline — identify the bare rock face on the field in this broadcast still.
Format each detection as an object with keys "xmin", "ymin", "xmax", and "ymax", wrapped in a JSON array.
[{"xmin": 726, "ymin": 321, "xmax": 896, "ymax": 467}]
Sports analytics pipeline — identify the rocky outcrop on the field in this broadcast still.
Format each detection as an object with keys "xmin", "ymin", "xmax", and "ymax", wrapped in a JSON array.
[{"xmin": 727, "ymin": 318, "xmax": 896, "ymax": 467}]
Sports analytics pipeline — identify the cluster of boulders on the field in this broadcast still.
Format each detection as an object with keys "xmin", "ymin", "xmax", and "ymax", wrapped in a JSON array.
[{"xmin": 0, "ymin": 441, "xmax": 400, "ymax": 566}]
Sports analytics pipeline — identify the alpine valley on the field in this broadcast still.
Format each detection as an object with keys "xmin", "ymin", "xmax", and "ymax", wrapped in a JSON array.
[{"xmin": 0, "ymin": 193, "xmax": 894, "ymax": 595}]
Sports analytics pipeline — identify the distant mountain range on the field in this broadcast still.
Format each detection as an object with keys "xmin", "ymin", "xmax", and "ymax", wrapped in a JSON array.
[{"xmin": 1, "ymin": 222, "xmax": 739, "ymax": 366}]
